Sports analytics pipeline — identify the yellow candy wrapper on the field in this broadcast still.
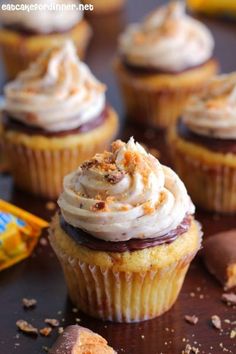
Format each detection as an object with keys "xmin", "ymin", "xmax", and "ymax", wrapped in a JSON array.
[
  {"xmin": 187, "ymin": 0, "xmax": 236, "ymax": 18},
  {"xmin": 0, "ymin": 199, "xmax": 48, "ymax": 271}
]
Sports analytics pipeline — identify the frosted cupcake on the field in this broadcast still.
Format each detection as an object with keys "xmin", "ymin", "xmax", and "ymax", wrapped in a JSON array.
[
  {"xmin": 50, "ymin": 138, "xmax": 201, "ymax": 322},
  {"xmin": 169, "ymin": 73, "xmax": 236, "ymax": 213},
  {"xmin": 0, "ymin": 0, "xmax": 92, "ymax": 79},
  {"xmin": 2, "ymin": 41, "xmax": 118, "ymax": 199},
  {"xmin": 114, "ymin": 1, "xmax": 218, "ymax": 129}
]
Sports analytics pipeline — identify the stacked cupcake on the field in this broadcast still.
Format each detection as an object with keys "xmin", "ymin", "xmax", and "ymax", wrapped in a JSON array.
[
  {"xmin": 114, "ymin": 1, "xmax": 218, "ymax": 129},
  {"xmin": 50, "ymin": 138, "xmax": 201, "ymax": 322},
  {"xmin": 2, "ymin": 40, "xmax": 118, "ymax": 198},
  {"xmin": 0, "ymin": 0, "xmax": 92, "ymax": 78}
]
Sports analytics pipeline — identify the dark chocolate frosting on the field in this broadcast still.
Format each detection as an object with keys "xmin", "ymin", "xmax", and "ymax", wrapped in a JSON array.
[
  {"xmin": 122, "ymin": 57, "xmax": 214, "ymax": 76},
  {"xmin": 178, "ymin": 119, "xmax": 236, "ymax": 154},
  {"xmin": 2, "ymin": 23, "xmax": 77, "ymax": 36},
  {"xmin": 3, "ymin": 107, "xmax": 108, "ymax": 137},
  {"xmin": 60, "ymin": 214, "xmax": 191, "ymax": 253}
]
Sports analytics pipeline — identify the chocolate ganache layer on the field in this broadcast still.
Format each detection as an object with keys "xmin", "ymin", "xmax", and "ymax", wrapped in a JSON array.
[
  {"xmin": 3, "ymin": 107, "xmax": 108, "ymax": 138},
  {"xmin": 2, "ymin": 23, "xmax": 78, "ymax": 36},
  {"xmin": 178, "ymin": 119, "xmax": 236, "ymax": 154},
  {"xmin": 60, "ymin": 214, "xmax": 191, "ymax": 253},
  {"xmin": 122, "ymin": 57, "xmax": 214, "ymax": 76}
]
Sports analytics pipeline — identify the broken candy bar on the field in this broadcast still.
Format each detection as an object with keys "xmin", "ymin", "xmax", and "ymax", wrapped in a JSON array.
[
  {"xmin": 202, "ymin": 230, "xmax": 236, "ymax": 290},
  {"xmin": 49, "ymin": 325, "xmax": 116, "ymax": 354}
]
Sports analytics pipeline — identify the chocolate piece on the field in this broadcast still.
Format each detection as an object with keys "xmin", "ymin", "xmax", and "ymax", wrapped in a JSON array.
[
  {"xmin": 104, "ymin": 171, "xmax": 125, "ymax": 184},
  {"xmin": 91, "ymin": 202, "xmax": 106, "ymax": 211},
  {"xmin": 202, "ymin": 230, "xmax": 236, "ymax": 290},
  {"xmin": 122, "ymin": 57, "xmax": 213, "ymax": 76},
  {"xmin": 182, "ymin": 344, "xmax": 200, "ymax": 354},
  {"xmin": 40, "ymin": 327, "xmax": 52, "ymax": 337},
  {"xmin": 45, "ymin": 319, "xmax": 60, "ymax": 327},
  {"xmin": 3, "ymin": 107, "xmax": 108, "ymax": 138},
  {"xmin": 184, "ymin": 315, "xmax": 199, "ymax": 325},
  {"xmin": 178, "ymin": 119, "xmax": 236, "ymax": 154},
  {"xmin": 222, "ymin": 293, "xmax": 236, "ymax": 305},
  {"xmin": 2, "ymin": 23, "xmax": 78, "ymax": 36},
  {"xmin": 49, "ymin": 325, "xmax": 116, "ymax": 354},
  {"xmin": 16, "ymin": 320, "xmax": 38, "ymax": 335},
  {"xmin": 211, "ymin": 315, "xmax": 222, "ymax": 330},
  {"xmin": 60, "ymin": 214, "xmax": 191, "ymax": 253},
  {"xmin": 22, "ymin": 298, "xmax": 37, "ymax": 308}
]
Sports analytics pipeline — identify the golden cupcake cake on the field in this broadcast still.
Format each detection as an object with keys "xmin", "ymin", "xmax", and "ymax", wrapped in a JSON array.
[
  {"xmin": 2, "ymin": 41, "xmax": 118, "ymax": 199},
  {"xmin": 0, "ymin": 0, "xmax": 92, "ymax": 79},
  {"xmin": 50, "ymin": 138, "xmax": 202, "ymax": 323},
  {"xmin": 114, "ymin": 1, "xmax": 218, "ymax": 129},
  {"xmin": 82, "ymin": 0, "xmax": 125, "ymax": 15},
  {"xmin": 169, "ymin": 73, "xmax": 236, "ymax": 213}
]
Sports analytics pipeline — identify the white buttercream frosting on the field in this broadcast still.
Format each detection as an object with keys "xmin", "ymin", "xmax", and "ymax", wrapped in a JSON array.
[
  {"xmin": 58, "ymin": 138, "xmax": 195, "ymax": 242},
  {"xmin": 183, "ymin": 73, "xmax": 236, "ymax": 139},
  {"xmin": 0, "ymin": 0, "xmax": 83, "ymax": 34},
  {"xmin": 4, "ymin": 41, "xmax": 106, "ymax": 132},
  {"xmin": 119, "ymin": 1, "xmax": 214, "ymax": 72}
]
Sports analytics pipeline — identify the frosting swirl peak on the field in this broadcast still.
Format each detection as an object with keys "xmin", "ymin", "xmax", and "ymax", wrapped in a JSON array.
[
  {"xmin": 58, "ymin": 138, "xmax": 195, "ymax": 242},
  {"xmin": 183, "ymin": 73, "xmax": 236, "ymax": 139},
  {"xmin": 4, "ymin": 41, "xmax": 106, "ymax": 132},
  {"xmin": 119, "ymin": 1, "xmax": 214, "ymax": 72}
]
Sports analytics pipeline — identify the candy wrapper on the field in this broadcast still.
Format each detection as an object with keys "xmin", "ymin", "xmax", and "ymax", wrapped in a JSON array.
[
  {"xmin": 0, "ymin": 200, "xmax": 48, "ymax": 271},
  {"xmin": 187, "ymin": 0, "xmax": 236, "ymax": 18}
]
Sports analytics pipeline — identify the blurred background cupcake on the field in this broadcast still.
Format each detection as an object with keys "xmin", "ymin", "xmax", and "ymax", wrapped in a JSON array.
[
  {"xmin": 2, "ymin": 40, "xmax": 118, "ymax": 199},
  {"xmin": 0, "ymin": 0, "xmax": 92, "ymax": 79},
  {"xmin": 82, "ymin": 0, "xmax": 126, "ymax": 16},
  {"xmin": 114, "ymin": 1, "xmax": 218, "ymax": 129},
  {"xmin": 168, "ymin": 73, "xmax": 236, "ymax": 213},
  {"xmin": 50, "ymin": 138, "xmax": 201, "ymax": 323}
]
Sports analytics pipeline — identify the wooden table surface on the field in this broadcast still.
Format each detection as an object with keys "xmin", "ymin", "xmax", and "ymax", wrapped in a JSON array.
[{"xmin": 1, "ymin": 1, "xmax": 236, "ymax": 353}]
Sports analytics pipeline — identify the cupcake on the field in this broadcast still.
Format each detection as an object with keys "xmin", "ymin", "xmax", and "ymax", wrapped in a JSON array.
[
  {"xmin": 2, "ymin": 40, "xmax": 118, "ymax": 199},
  {"xmin": 0, "ymin": 0, "xmax": 92, "ymax": 79},
  {"xmin": 168, "ymin": 73, "xmax": 236, "ymax": 213},
  {"xmin": 50, "ymin": 138, "xmax": 202, "ymax": 322},
  {"xmin": 114, "ymin": 1, "xmax": 218, "ymax": 129},
  {"xmin": 82, "ymin": 0, "xmax": 125, "ymax": 15}
]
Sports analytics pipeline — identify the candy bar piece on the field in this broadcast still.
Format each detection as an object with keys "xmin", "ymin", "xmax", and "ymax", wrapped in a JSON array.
[
  {"xmin": 203, "ymin": 230, "xmax": 236, "ymax": 290},
  {"xmin": 49, "ymin": 325, "xmax": 116, "ymax": 354}
]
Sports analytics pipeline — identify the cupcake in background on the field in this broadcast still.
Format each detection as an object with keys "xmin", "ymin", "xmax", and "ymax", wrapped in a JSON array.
[
  {"xmin": 0, "ymin": 0, "xmax": 92, "ymax": 79},
  {"xmin": 82, "ymin": 0, "xmax": 126, "ymax": 15},
  {"xmin": 114, "ymin": 1, "xmax": 218, "ymax": 129},
  {"xmin": 0, "ymin": 99, "xmax": 8, "ymax": 173},
  {"xmin": 50, "ymin": 138, "xmax": 202, "ymax": 323},
  {"xmin": 2, "ymin": 40, "xmax": 118, "ymax": 199},
  {"xmin": 168, "ymin": 73, "xmax": 236, "ymax": 213}
]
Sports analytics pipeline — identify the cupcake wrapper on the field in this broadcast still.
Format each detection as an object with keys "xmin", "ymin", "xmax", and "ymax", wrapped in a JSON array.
[
  {"xmin": 5, "ymin": 139, "xmax": 111, "ymax": 199},
  {"xmin": 53, "ymin": 246, "xmax": 195, "ymax": 323},
  {"xmin": 172, "ymin": 149, "xmax": 236, "ymax": 213},
  {"xmin": 116, "ymin": 76, "xmax": 202, "ymax": 129},
  {"xmin": 114, "ymin": 59, "xmax": 218, "ymax": 129},
  {"xmin": 4, "ymin": 107, "xmax": 118, "ymax": 199}
]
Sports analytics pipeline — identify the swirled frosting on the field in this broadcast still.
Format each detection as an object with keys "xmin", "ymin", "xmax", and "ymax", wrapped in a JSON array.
[
  {"xmin": 4, "ymin": 41, "xmax": 106, "ymax": 132},
  {"xmin": 0, "ymin": 0, "xmax": 83, "ymax": 34},
  {"xmin": 58, "ymin": 138, "xmax": 195, "ymax": 242},
  {"xmin": 183, "ymin": 73, "xmax": 236, "ymax": 139},
  {"xmin": 119, "ymin": 1, "xmax": 214, "ymax": 72}
]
